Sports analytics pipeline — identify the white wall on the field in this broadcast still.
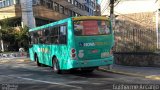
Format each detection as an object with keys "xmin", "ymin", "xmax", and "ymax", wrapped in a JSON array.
[{"xmin": 101, "ymin": 0, "xmax": 158, "ymax": 15}]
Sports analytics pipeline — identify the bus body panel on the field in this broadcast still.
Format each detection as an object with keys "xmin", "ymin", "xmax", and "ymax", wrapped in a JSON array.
[
  {"xmin": 29, "ymin": 18, "xmax": 73, "ymax": 69},
  {"xmin": 29, "ymin": 47, "xmax": 34, "ymax": 61},
  {"xmin": 67, "ymin": 56, "xmax": 113, "ymax": 69},
  {"xmin": 29, "ymin": 16, "xmax": 114, "ymax": 70},
  {"xmin": 74, "ymin": 34, "xmax": 114, "ymax": 60},
  {"xmin": 62, "ymin": 34, "xmax": 114, "ymax": 70}
]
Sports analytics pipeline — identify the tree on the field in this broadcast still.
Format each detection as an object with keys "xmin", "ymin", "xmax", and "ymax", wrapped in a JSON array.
[
  {"xmin": 14, "ymin": 26, "xmax": 29, "ymax": 51},
  {"xmin": 0, "ymin": 18, "xmax": 15, "ymax": 52},
  {"xmin": 0, "ymin": 18, "xmax": 29, "ymax": 52}
]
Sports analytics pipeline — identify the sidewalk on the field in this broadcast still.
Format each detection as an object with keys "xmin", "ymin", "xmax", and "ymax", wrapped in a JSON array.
[
  {"xmin": 99, "ymin": 64, "xmax": 160, "ymax": 80},
  {"xmin": 0, "ymin": 57, "xmax": 30, "ymax": 63},
  {"xmin": 0, "ymin": 52, "xmax": 28, "ymax": 60}
]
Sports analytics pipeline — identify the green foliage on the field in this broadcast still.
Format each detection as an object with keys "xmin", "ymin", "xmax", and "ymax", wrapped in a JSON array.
[
  {"xmin": 0, "ymin": 18, "xmax": 14, "ymax": 42},
  {"xmin": 14, "ymin": 26, "xmax": 29, "ymax": 51},
  {"xmin": 0, "ymin": 18, "xmax": 29, "ymax": 51}
]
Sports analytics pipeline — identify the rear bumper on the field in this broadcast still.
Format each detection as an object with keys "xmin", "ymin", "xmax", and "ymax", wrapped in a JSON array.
[{"xmin": 67, "ymin": 56, "xmax": 114, "ymax": 69}]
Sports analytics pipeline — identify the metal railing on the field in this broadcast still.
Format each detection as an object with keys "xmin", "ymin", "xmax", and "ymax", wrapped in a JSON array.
[{"xmin": 114, "ymin": 28, "xmax": 157, "ymax": 52}]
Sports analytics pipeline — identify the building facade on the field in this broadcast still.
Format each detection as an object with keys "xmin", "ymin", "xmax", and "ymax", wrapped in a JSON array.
[
  {"xmin": 0, "ymin": 0, "xmax": 98, "ymax": 28},
  {"xmin": 100, "ymin": 0, "xmax": 160, "ymax": 52},
  {"xmin": 0, "ymin": 0, "xmax": 99, "ymax": 51}
]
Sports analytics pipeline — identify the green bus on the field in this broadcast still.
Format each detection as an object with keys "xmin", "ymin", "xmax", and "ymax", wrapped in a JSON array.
[{"xmin": 29, "ymin": 16, "xmax": 114, "ymax": 73}]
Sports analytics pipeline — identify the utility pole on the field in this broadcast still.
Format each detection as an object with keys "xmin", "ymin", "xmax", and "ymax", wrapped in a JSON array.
[
  {"xmin": 0, "ymin": 26, "xmax": 4, "ymax": 52},
  {"xmin": 110, "ymin": 0, "xmax": 115, "ymax": 30}
]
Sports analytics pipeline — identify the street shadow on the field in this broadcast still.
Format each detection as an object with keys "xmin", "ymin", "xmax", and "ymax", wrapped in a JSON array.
[{"xmin": 68, "ymin": 70, "xmax": 114, "ymax": 78}]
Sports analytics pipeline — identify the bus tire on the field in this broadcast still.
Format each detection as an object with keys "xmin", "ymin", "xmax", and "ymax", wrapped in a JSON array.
[
  {"xmin": 52, "ymin": 57, "xmax": 61, "ymax": 74},
  {"xmin": 35, "ymin": 55, "xmax": 41, "ymax": 67}
]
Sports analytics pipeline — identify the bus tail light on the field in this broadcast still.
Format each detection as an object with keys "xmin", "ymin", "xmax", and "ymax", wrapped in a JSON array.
[
  {"xmin": 72, "ymin": 54, "xmax": 76, "ymax": 58},
  {"xmin": 71, "ymin": 48, "xmax": 77, "ymax": 59},
  {"xmin": 71, "ymin": 49, "xmax": 76, "ymax": 53}
]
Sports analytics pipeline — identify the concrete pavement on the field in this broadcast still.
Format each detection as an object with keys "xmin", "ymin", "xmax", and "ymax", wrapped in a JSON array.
[
  {"xmin": 0, "ymin": 56, "xmax": 160, "ymax": 80},
  {"xmin": 99, "ymin": 64, "xmax": 160, "ymax": 80},
  {"xmin": 0, "ymin": 52, "xmax": 28, "ymax": 59}
]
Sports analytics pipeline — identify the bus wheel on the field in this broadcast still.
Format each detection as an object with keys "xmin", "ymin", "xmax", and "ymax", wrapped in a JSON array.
[
  {"xmin": 35, "ymin": 55, "xmax": 41, "ymax": 66},
  {"xmin": 52, "ymin": 57, "xmax": 61, "ymax": 74}
]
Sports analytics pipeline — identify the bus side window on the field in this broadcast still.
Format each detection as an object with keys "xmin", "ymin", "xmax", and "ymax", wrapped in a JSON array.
[
  {"xmin": 29, "ymin": 32, "xmax": 33, "ymax": 45},
  {"xmin": 59, "ymin": 25, "xmax": 67, "ymax": 44},
  {"xmin": 33, "ymin": 32, "xmax": 38, "ymax": 44},
  {"xmin": 43, "ymin": 28, "xmax": 50, "ymax": 44},
  {"xmin": 38, "ymin": 30, "xmax": 44, "ymax": 44},
  {"xmin": 50, "ymin": 26, "xmax": 59, "ymax": 44}
]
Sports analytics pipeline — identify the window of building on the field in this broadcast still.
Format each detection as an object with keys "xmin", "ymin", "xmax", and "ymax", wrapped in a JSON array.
[
  {"xmin": 91, "ymin": 2, "xmax": 95, "ymax": 7},
  {"xmin": 9, "ymin": 0, "xmax": 11, "ymax": 5},
  {"xmin": 68, "ymin": 0, "xmax": 71, "ymax": 3},
  {"xmin": 40, "ymin": 0, "xmax": 45, "ymax": 5},
  {"xmin": 85, "ymin": 5, "xmax": 89, "ymax": 12},
  {"xmin": 72, "ymin": 11, "xmax": 76, "ymax": 16},
  {"xmin": 3, "ymin": 1, "xmax": 6, "ymax": 7},
  {"xmin": 54, "ymin": 3, "xmax": 59, "ymax": 12},
  {"xmin": 5, "ymin": 0, "xmax": 9, "ymax": 6},
  {"xmin": 0, "ymin": 0, "xmax": 15, "ymax": 8},
  {"xmin": 71, "ymin": 0, "xmax": 74, "ymax": 4},
  {"xmin": 0, "ymin": 2, "xmax": 2, "ymax": 8},
  {"xmin": 46, "ymin": 1, "xmax": 53, "ymax": 9},
  {"xmin": 59, "ymin": 5, "xmax": 64, "ymax": 14},
  {"xmin": 1, "ymin": 1, "xmax": 4, "ymax": 7},
  {"xmin": 78, "ymin": 2, "xmax": 82, "ymax": 9},
  {"xmin": 64, "ymin": 8, "xmax": 69, "ymax": 15},
  {"xmin": 87, "ymin": 0, "xmax": 91, "ymax": 5},
  {"xmin": 15, "ymin": 0, "xmax": 20, "ymax": 4},
  {"xmin": 69, "ymin": 10, "xmax": 72, "ymax": 17},
  {"xmin": 75, "ymin": 1, "xmax": 78, "ymax": 6},
  {"xmin": 93, "ymin": 3, "xmax": 96, "ymax": 8}
]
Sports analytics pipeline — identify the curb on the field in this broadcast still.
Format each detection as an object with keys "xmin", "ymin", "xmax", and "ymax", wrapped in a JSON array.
[
  {"xmin": 0, "ymin": 58, "xmax": 30, "ymax": 63},
  {"xmin": 98, "ymin": 67, "xmax": 160, "ymax": 80},
  {"xmin": 16, "ymin": 58, "xmax": 31, "ymax": 62}
]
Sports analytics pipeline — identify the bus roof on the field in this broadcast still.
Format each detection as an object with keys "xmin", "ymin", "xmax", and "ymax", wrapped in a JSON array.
[
  {"xmin": 29, "ymin": 18, "xmax": 71, "ymax": 32},
  {"xmin": 29, "ymin": 16, "xmax": 109, "ymax": 32},
  {"xmin": 72, "ymin": 16, "xmax": 109, "ymax": 21}
]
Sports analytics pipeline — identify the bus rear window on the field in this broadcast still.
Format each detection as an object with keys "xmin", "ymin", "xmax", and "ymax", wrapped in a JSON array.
[{"xmin": 74, "ymin": 20, "xmax": 110, "ymax": 36}]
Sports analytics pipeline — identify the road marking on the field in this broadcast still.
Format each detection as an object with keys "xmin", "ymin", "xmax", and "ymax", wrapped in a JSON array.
[
  {"xmin": 145, "ymin": 75, "xmax": 160, "ymax": 80},
  {"xmin": 0, "ymin": 75, "xmax": 82, "ymax": 89}
]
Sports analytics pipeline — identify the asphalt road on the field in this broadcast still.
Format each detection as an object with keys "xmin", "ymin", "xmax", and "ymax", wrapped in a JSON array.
[{"xmin": 0, "ymin": 59, "xmax": 160, "ymax": 90}]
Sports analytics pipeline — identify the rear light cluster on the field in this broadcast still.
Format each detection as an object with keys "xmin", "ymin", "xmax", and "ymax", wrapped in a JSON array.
[{"xmin": 71, "ymin": 48, "xmax": 77, "ymax": 59}]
